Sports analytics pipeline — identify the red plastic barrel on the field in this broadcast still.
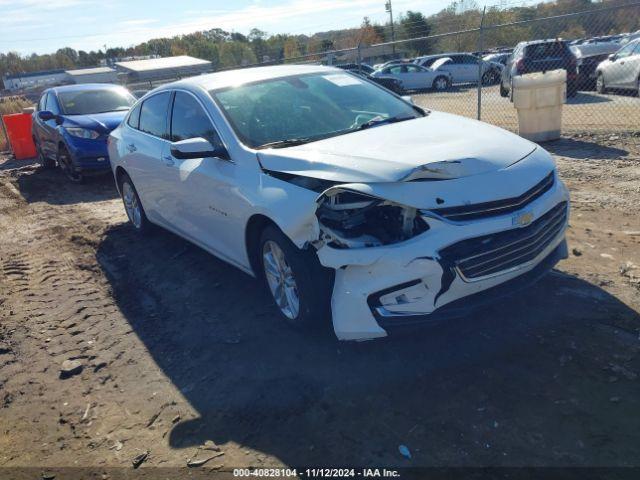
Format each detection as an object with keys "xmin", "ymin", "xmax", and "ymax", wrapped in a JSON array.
[{"xmin": 2, "ymin": 113, "xmax": 37, "ymax": 160}]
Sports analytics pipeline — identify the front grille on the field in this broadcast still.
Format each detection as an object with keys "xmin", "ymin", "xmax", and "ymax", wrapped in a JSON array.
[
  {"xmin": 432, "ymin": 171, "xmax": 555, "ymax": 221},
  {"xmin": 439, "ymin": 201, "xmax": 568, "ymax": 281}
]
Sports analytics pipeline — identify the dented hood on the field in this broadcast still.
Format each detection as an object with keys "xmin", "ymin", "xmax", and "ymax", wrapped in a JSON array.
[{"xmin": 258, "ymin": 111, "xmax": 537, "ymax": 183}]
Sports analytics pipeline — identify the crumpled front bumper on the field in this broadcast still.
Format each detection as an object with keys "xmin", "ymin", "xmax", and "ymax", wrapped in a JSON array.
[{"xmin": 316, "ymin": 176, "xmax": 570, "ymax": 341}]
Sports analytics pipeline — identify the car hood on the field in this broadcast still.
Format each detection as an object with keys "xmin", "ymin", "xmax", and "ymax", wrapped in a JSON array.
[
  {"xmin": 62, "ymin": 110, "xmax": 128, "ymax": 134},
  {"xmin": 258, "ymin": 111, "xmax": 537, "ymax": 183}
]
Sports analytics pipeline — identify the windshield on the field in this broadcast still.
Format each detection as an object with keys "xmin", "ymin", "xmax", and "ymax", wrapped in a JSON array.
[
  {"xmin": 210, "ymin": 72, "xmax": 421, "ymax": 149},
  {"xmin": 58, "ymin": 89, "xmax": 136, "ymax": 115}
]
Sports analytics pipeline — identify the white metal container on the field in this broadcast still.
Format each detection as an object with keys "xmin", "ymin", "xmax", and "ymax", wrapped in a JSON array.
[{"xmin": 512, "ymin": 69, "xmax": 566, "ymax": 142}]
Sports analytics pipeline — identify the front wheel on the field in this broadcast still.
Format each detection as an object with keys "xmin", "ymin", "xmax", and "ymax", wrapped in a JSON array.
[
  {"xmin": 432, "ymin": 75, "xmax": 450, "ymax": 91},
  {"xmin": 34, "ymin": 138, "xmax": 55, "ymax": 169},
  {"xmin": 260, "ymin": 226, "xmax": 333, "ymax": 331},
  {"xmin": 499, "ymin": 82, "xmax": 509, "ymax": 97},
  {"xmin": 596, "ymin": 73, "xmax": 606, "ymax": 94},
  {"xmin": 119, "ymin": 173, "xmax": 151, "ymax": 234},
  {"xmin": 58, "ymin": 145, "xmax": 83, "ymax": 183}
]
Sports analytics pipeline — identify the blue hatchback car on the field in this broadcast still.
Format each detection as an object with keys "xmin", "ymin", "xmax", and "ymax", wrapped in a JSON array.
[{"xmin": 32, "ymin": 84, "xmax": 135, "ymax": 182}]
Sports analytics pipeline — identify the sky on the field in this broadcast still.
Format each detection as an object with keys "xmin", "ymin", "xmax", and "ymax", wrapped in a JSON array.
[{"xmin": 0, "ymin": 0, "xmax": 463, "ymax": 55}]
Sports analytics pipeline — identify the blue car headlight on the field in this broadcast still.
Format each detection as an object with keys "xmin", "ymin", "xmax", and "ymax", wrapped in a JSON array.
[{"xmin": 65, "ymin": 127, "xmax": 100, "ymax": 140}]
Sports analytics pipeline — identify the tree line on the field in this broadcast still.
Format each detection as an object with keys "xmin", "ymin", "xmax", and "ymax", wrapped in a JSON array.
[{"xmin": 2, "ymin": 0, "xmax": 638, "ymax": 87}]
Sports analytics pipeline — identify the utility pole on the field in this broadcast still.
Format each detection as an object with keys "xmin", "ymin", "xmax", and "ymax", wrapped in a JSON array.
[{"xmin": 385, "ymin": 0, "xmax": 396, "ymax": 56}]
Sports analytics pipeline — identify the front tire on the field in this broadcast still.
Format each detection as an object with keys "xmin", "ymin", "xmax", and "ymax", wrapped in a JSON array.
[
  {"xmin": 500, "ymin": 82, "xmax": 509, "ymax": 97},
  {"xmin": 432, "ymin": 75, "xmax": 450, "ymax": 91},
  {"xmin": 119, "ymin": 173, "xmax": 151, "ymax": 234},
  {"xmin": 58, "ymin": 145, "xmax": 83, "ymax": 183},
  {"xmin": 596, "ymin": 73, "xmax": 606, "ymax": 94},
  {"xmin": 259, "ymin": 226, "xmax": 333, "ymax": 331},
  {"xmin": 34, "ymin": 138, "xmax": 55, "ymax": 169}
]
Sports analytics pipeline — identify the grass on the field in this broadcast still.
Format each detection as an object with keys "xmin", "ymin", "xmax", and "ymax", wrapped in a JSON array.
[{"xmin": 0, "ymin": 96, "xmax": 35, "ymax": 152}]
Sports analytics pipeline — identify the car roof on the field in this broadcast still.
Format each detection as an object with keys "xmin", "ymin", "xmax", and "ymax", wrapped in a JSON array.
[
  {"xmin": 154, "ymin": 65, "xmax": 343, "ymax": 93},
  {"xmin": 522, "ymin": 38, "xmax": 568, "ymax": 46},
  {"xmin": 48, "ymin": 83, "xmax": 129, "ymax": 95}
]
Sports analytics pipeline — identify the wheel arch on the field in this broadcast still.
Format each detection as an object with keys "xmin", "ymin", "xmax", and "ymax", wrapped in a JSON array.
[
  {"xmin": 114, "ymin": 166, "xmax": 128, "ymax": 194},
  {"xmin": 245, "ymin": 214, "xmax": 279, "ymax": 277}
]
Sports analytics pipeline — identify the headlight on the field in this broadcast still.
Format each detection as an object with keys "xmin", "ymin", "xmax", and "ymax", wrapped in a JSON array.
[
  {"xmin": 65, "ymin": 127, "xmax": 100, "ymax": 139},
  {"xmin": 316, "ymin": 189, "xmax": 429, "ymax": 248}
]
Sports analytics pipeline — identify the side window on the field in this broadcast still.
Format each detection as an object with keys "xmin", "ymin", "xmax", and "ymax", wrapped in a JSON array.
[
  {"xmin": 633, "ymin": 42, "xmax": 640, "ymax": 55},
  {"xmin": 406, "ymin": 65, "xmax": 421, "ymax": 73},
  {"xmin": 127, "ymin": 102, "xmax": 141, "ymax": 129},
  {"xmin": 38, "ymin": 94, "xmax": 47, "ymax": 111},
  {"xmin": 450, "ymin": 55, "xmax": 464, "ymax": 65},
  {"xmin": 47, "ymin": 93, "xmax": 60, "ymax": 115},
  {"xmin": 464, "ymin": 55, "xmax": 479, "ymax": 64},
  {"xmin": 170, "ymin": 91, "xmax": 222, "ymax": 146},
  {"xmin": 139, "ymin": 92, "xmax": 171, "ymax": 139},
  {"xmin": 389, "ymin": 65, "xmax": 403, "ymax": 74}
]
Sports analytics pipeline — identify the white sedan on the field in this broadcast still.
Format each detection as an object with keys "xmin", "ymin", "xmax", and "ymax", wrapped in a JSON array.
[
  {"xmin": 370, "ymin": 60, "xmax": 453, "ymax": 91},
  {"xmin": 108, "ymin": 65, "xmax": 570, "ymax": 341}
]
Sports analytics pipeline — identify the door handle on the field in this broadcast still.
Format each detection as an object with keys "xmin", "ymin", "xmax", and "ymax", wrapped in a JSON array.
[
  {"xmin": 127, "ymin": 143, "xmax": 137, "ymax": 153},
  {"xmin": 162, "ymin": 156, "xmax": 175, "ymax": 166}
]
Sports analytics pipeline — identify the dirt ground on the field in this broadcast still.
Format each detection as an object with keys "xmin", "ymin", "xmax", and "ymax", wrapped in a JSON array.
[
  {"xmin": 0, "ymin": 132, "xmax": 639, "ymax": 476},
  {"xmin": 414, "ymin": 85, "xmax": 640, "ymax": 133}
]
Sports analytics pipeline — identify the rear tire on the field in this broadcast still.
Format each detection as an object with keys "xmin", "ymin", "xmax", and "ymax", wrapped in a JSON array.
[
  {"xmin": 259, "ymin": 225, "xmax": 333, "ymax": 331},
  {"xmin": 119, "ymin": 173, "xmax": 151, "ymax": 234}
]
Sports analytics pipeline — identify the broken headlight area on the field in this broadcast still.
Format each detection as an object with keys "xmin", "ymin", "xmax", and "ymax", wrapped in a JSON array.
[{"xmin": 316, "ymin": 189, "xmax": 429, "ymax": 248}]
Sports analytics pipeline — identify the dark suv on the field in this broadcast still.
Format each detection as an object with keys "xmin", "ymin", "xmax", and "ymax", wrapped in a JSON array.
[{"xmin": 500, "ymin": 39, "xmax": 578, "ymax": 98}]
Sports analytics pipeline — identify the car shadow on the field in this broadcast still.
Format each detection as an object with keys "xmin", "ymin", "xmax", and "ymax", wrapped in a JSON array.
[
  {"xmin": 11, "ymin": 161, "xmax": 118, "ymax": 205},
  {"xmin": 96, "ymin": 223, "xmax": 640, "ymax": 466},
  {"xmin": 567, "ymin": 92, "xmax": 612, "ymax": 105},
  {"xmin": 541, "ymin": 137, "xmax": 629, "ymax": 160}
]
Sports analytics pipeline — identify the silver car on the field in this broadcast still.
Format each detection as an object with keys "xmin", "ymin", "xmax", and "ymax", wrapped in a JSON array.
[{"xmin": 595, "ymin": 38, "xmax": 640, "ymax": 95}]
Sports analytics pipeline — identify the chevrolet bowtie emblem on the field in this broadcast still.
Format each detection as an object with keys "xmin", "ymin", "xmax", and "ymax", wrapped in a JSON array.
[{"xmin": 513, "ymin": 211, "xmax": 534, "ymax": 227}]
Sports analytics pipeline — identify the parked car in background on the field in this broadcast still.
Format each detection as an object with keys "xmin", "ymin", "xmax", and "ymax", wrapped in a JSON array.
[
  {"xmin": 335, "ymin": 64, "xmax": 405, "ymax": 94},
  {"xmin": 414, "ymin": 53, "xmax": 503, "ymax": 85},
  {"xmin": 32, "ymin": 84, "xmax": 135, "ymax": 182},
  {"xmin": 500, "ymin": 39, "xmax": 578, "ymax": 98},
  {"xmin": 334, "ymin": 63, "xmax": 375, "ymax": 75},
  {"xmin": 595, "ymin": 38, "xmax": 640, "ymax": 95},
  {"xmin": 108, "ymin": 65, "xmax": 569, "ymax": 341},
  {"xmin": 371, "ymin": 61, "xmax": 452, "ymax": 91}
]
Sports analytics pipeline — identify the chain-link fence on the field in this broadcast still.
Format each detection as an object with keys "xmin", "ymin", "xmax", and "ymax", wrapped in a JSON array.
[{"xmin": 226, "ymin": 1, "xmax": 640, "ymax": 135}]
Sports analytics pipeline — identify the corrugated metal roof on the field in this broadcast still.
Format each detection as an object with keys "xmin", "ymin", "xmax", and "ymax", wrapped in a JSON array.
[
  {"xmin": 115, "ymin": 55, "xmax": 211, "ymax": 72},
  {"xmin": 66, "ymin": 67, "xmax": 116, "ymax": 76}
]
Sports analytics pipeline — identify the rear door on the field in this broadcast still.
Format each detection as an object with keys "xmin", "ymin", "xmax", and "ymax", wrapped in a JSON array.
[
  {"xmin": 460, "ymin": 54, "xmax": 481, "ymax": 82},
  {"xmin": 119, "ymin": 91, "xmax": 172, "ymax": 223}
]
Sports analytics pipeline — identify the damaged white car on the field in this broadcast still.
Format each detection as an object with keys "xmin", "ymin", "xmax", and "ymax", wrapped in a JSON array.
[{"xmin": 108, "ymin": 65, "xmax": 570, "ymax": 341}]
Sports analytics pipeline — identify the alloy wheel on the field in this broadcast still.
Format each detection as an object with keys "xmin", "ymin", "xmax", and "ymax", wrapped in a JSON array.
[
  {"xmin": 122, "ymin": 181, "xmax": 143, "ymax": 230},
  {"xmin": 262, "ymin": 240, "xmax": 300, "ymax": 319}
]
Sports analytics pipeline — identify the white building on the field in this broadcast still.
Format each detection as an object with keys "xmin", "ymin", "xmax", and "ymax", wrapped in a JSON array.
[
  {"xmin": 66, "ymin": 67, "xmax": 119, "ymax": 84},
  {"xmin": 2, "ymin": 69, "xmax": 69, "ymax": 92},
  {"xmin": 114, "ymin": 55, "xmax": 212, "ymax": 83}
]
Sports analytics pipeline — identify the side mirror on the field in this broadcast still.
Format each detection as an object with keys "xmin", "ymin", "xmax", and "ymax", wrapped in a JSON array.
[
  {"xmin": 608, "ymin": 54, "xmax": 616, "ymax": 61},
  {"xmin": 38, "ymin": 110, "xmax": 56, "ymax": 121},
  {"xmin": 402, "ymin": 95, "xmax": 415, "ymax": 105},
  {"xmin": 170, "ymin": 137, "xmax": 229, "ymax": 160}
]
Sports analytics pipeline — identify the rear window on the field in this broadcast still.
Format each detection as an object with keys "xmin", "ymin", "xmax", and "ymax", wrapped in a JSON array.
[{"xmin": 525, "ymin": 42, "xmax": 570, "ymax": 59}]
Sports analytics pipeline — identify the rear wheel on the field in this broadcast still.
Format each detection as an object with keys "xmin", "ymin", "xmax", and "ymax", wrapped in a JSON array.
[
  {"xmin": 119, "ymin": 173, "xmax": 150, "ymax": 234},
  {"xmin": 58, "ymin": 145, "xmax": 83, "ymax": 183},
  {"xmin": 432, "ymin": 75, "xmax": 450, "ymax": 91},
  {"xmin": 259, "ymin": 225, "xmax": 333, "ymax": 331}
]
